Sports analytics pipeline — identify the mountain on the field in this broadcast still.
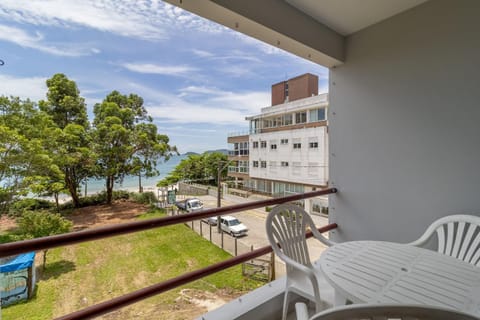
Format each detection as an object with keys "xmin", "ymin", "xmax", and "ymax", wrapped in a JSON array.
[{"xmin": 182, "ymin": 149, "xmax": 228, "ymax": 156}]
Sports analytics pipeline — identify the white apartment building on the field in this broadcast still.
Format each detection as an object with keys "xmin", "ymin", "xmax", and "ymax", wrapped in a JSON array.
[
  {"xmin": 245, "ymin": 93, "xmax": 328, "ymax": 213},
  {"xmin": 227, "ymin": 73, "xmax": 329, "ymax": 214}
]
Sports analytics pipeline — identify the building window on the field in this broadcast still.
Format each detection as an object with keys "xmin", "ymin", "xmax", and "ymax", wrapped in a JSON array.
[
  {"xmin": 293, "ymin": 143, "xmax": 302, "ymax": 149},
  {"xmin": 280, "ymin": 139, "xmax": 288, "ymax": 145},
  {"xmin": 281, "ymin": 161, "xmax": 289, "ymax": 167},
  {"xmin": 260, "ymin": 161, "xmax": 267, "ymax": 168},
  {"xmin": 253, "ymin": 141, "xmax": 258, "ymax": 148},
  {"xmin": 284, "ymin": 114, "xmax": 293, "ymax": 126},
  {"xmin": 253, "ymin": 161, "xmax": 259, "ymax": 168},
  {"xmin": 270, "ymin": 144, "xmax": 277, "ymax": 150},
  {"xmin": 260, "ymin": 141, "xmax": 267, "ymax": 148},
  {"xmin": 295, "ymin": 111, "xmax": 307, "ymax": 124},
  {"xmin": 309, "ymin": 142, "xmax": 318, "ymax": 148},
  {"xmin": 309, "ymin": 108, "xmax": 326, "ymax": 122}
]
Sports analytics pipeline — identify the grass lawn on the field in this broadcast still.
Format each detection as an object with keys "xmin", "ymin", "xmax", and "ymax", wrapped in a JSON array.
[{"xmin": 1, "ymin": 210, "xmax": 263, "ymax": 320}]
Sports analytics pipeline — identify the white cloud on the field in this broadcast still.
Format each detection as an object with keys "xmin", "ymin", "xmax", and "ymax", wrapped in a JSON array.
[
  {"xmin": 123, "ymin": 82, "xmax": 269, "ymax": 125},
  {"xmin": 191, "ymin": 49, "xmax": 214, "ymax": 58},
  {"xmin": 0, "ymin": 24, "xmax": 95, "ymax": 56},
  {"xmin": 121, "ymin": 63, "xmax": 198, "ymax": 76},
  {"xmin": 0, "ymin": 1, "xmax": 225, "ymax": 41},
  {"xmin": 0, "ymin": 74, "xmax": 47, "ymax": 100}
]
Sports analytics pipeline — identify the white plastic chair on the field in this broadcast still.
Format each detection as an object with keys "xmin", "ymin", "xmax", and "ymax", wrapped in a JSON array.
[
  {"xmin": 408, "ymin": 214, "xmax": 480, "ymax": 266},
  {"xmin": 295, "ymin": 303, "xmax": 479, "ymax": 320},
  {"xmin": 266, "ymin": 204, "xmax": 336, "ymax": 320}
]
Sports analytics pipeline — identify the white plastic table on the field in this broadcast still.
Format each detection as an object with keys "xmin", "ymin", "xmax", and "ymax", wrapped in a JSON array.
[{"xmin": 318, "ymin": 241, "xmax": 480, "ymax": 316}]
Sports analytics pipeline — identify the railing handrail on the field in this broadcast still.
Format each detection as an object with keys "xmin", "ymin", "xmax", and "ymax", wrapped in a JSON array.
[
  {"xmin": 0, "ymin": 188, "xmax": 337, "ymax": 258},
  {"xmin": 55, "ymin": 223, "xmax": 338, "ymax": 320}
]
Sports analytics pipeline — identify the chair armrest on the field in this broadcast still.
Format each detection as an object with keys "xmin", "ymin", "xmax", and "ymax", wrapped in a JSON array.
[
  {"xmin": 295, "ymin": 302, "xmax": 309, "ymax": 320},
  {"xmin": 311, "ymin": 228, "xmax": 335, "ymax": 247}
]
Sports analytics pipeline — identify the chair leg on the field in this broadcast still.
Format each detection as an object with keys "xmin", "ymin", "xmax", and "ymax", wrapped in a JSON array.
[{"xmin": 282, "ymin": 289, "xmax": 290, "ymax": 320}]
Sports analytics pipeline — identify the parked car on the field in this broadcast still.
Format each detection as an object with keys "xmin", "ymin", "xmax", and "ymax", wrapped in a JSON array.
[
  {"xmin": 175, "ymin": 198, "xmax": 203, "ymax": 213},
  {"xmin": 220, "ymin": 216, "xmax": 248, "ymax": 237},
  {"xmin": 203, "ymin": 216, "xmax": 218, "ymax": 225}
]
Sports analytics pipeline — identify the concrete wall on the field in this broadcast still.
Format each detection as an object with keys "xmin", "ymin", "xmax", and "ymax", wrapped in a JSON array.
[{"xmin": 329, "ymin": 0, "xmax": 480, "ymax": 242}]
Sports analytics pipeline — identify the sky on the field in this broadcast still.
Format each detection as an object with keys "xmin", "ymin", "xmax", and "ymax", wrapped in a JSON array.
[{"xmin": 0, "ymin": 0, "xmax": 328, "ymax": 153}]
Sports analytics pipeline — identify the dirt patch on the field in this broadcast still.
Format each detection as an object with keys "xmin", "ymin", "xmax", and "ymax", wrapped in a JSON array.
[
  {"xmin": 68, "ymin": 200, "xmax": 150, "ymax": 230},
  {"xmin": 0, "ymin": 215, "xmax": 16, "ymax": 232}
]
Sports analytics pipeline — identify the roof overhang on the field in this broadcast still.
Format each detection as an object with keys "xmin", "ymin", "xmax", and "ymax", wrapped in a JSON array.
[{"xmin": 164, "ymin": 0, "xmax": 428, "ymax": 68}]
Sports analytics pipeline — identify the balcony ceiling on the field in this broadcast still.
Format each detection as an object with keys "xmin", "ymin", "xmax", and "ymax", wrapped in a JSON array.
[
  {"xmin": 285, "ymin": 0, "xmax": 428, "ymax": 36},
  {"xmin": 164, "ymin": 0, "xmax": 428, "ymax": 67}
]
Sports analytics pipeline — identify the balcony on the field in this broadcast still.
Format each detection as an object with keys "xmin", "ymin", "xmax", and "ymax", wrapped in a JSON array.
[
  {"xmin": 0, "ymin": 189, "xmax": 336, "ymax": 320},
  {"xmin": 227, "ymin": 150, "xmax": 249, "ymax": 157},
  {"xmin": 228, "ymin": 166, "xmax": 249, "ymax": 174}
]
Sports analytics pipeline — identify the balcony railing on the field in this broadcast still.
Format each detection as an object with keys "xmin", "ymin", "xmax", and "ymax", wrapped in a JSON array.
[
  {"xmin": 0, "ymin": 188, "xmax": 338, "ymax": 320},
  {"xmin": 227, "ymin": 130, "xmax": 250, "ymax": 137},
  {"xmin": 228, "ymin": 150, "xmax": 249, "ymax": 156},
  {"xmin": 228, "ymin": 166, "xmax": 249, "ymax": 174}
]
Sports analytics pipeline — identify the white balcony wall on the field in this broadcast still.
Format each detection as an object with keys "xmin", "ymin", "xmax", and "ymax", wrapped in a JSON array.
[
  {"xmin": 329, "ymin": 0, "xmax": 480, "ymax": 243},
  {"xmin": 249, "ymin": 126, "xmax": 328, "ymax": 186}
]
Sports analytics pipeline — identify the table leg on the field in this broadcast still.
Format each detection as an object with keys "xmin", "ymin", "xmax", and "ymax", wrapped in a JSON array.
[{"xmin": 334, "ymin": 290, "xmax": 347, "ymax": 306}]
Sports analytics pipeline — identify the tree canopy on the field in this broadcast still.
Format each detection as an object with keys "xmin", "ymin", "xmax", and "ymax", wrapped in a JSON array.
[
  {"xmin": 93, "ymin": 91, "xmax": 177, "ymax": 204},
  {"xmin": 158, "ymin": 152, "xmax": 228, "ymax": 187},
  {"xmin": 0, "ymin": 73, "xmax": 174, "ymax": 211}
]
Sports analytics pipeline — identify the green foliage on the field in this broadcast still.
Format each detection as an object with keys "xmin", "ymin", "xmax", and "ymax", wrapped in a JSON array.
[
  {"xmin": 130, "ymin": 191, "xmax": 157, "ymax": 204},
  {"xmin": 16, "ymin": 211, "xmax": 72, "ymax": 239},
  {"xmin": 0, "ymin": 75, "xmax": 174, "ymax": 208},
  {"xmin": 92, "ymin": 91, "xmax": 176, "ymax": 203},
  {"xmin": 158, "ymin": 151, "xmax": 228, "ymax": 187},
  {"xmin": 10, "ymin": 198, "xmax": 55, "ymax": 216},
  {"xmin": 0, "ymin": 96, "xmax": 58, "ymax": 213},
  {"xmin": 39, "ymin": 74, "xmax": 93, "ymax": 207}
]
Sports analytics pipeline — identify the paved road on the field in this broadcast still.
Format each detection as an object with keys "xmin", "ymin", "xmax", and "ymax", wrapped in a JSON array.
[{"xmin": 189, "ymin": 194, "xmax": 331, "ymax": 278}]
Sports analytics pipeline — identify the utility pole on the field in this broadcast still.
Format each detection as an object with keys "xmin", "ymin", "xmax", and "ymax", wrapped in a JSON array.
[
  {"xmin": 216, "ymin": 160, "xmax": 231, "ymax": 232},
  {"xmin": 217, "ymin": 162, "xmax": 222, "ymax": 232}
]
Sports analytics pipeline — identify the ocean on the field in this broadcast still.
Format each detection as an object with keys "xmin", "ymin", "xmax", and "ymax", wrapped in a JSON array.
[{"xmin": 85, "ymin": 154, "xmax": 186, "ymax": 194}]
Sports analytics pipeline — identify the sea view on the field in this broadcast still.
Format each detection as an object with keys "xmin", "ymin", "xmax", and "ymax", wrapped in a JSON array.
[{"xmin": 84, "ymin": 154, "xmax": 186, "ymax": 195}]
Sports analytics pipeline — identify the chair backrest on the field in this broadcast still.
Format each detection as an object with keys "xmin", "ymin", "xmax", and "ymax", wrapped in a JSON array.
[
  {"xmin": 411, "ymin": 214, "xmax": 480, "ymax": 266},
  {"xmin": 266, "ymin": 204, "xmax": 316, "ymax": 267},
  {"xmin": 308, "ymin": 304, "xmax": 478, "ymax": 320}
]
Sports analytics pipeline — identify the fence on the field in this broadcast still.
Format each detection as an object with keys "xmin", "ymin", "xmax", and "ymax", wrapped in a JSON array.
[{"xmin": 171, "ymin": 210, "xmax": 275, "ymax": 281}]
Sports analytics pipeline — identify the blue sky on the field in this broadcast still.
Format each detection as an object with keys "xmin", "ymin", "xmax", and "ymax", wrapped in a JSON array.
[{"xmin": 0, "ymin": 0, "xmax": 328, "ymax": 153}]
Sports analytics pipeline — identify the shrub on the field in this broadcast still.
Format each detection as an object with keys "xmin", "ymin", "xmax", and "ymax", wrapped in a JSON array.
[
  {"xmin": 10, "ymin": 198, "xmax": 54, "ymax": 216},
  {"xmin": 16, "ymin": 210, "xmax": 73, "ymax": 268},
  {"xmin": 130, "ymin": 191, "xmax": 157, "ymax": 204}
]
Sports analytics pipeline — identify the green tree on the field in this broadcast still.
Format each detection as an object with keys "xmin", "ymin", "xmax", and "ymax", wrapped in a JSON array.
[
  {"xmin": 40, "ymin": 74, "xmax": 92, "ymax": 207},
  {"xmin": 0, "ymin": 96, "xmax": 58, "ymax": 213},
  {"xmin": 16, "ymin": 210, "xmax": 73, "ymax": 268},
  {"xmin": 158, "ymin": 152, "xmax": 228, "ymax": 187},
  {"xmin": 93, "ymin": 91, "xmax": 175, "ymax": 204}
]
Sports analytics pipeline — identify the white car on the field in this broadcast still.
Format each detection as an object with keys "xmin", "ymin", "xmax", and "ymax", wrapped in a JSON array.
[{"xmin": 220, "ymin": 216, "xmax": 248, "ymax": 237}]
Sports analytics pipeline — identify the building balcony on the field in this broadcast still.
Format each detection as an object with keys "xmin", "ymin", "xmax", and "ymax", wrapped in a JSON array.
[
  {"xmin": 227, "ymin": 150, "xmax": 249, "ymax": 157},
  {"xmin": 227, "ymin": 166, "xmax": 249, "ymax": 178}
]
